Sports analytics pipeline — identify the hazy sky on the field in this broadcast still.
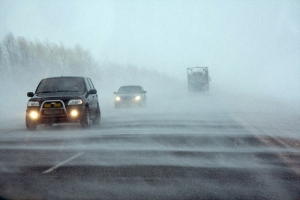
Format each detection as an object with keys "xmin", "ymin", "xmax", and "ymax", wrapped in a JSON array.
[{"xmin": 0, "ymin": 0, "xmax": 299, "ymax": 97}]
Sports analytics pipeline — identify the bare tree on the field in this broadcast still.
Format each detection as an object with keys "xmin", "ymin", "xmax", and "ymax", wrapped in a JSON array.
[
  {"xmin": 2, "ymin": 32, "xmax": 19, "ymax": 73},
  {"xmin": 17, "ymin": 37, "xmax": 31, "ymax": 69},
  {"xmin": 0, "ymin": 43, "xmax": 6, "ymax": 75}
]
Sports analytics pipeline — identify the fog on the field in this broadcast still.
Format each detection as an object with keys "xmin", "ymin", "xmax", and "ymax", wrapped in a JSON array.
[
  {"xmin": 0, "ymin": 3, "xmax": 300, "ymax": 199},
  {"xmin": 1, "ymin": 0, "xmax": 299, "ymax": 100},
  {"xmin": 0, "ymin": 0, "xmax": 299, "ymax": 131}
]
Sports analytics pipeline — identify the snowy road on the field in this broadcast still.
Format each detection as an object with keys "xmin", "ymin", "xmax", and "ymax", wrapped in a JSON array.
[{"xmin": 0, "ymin": 93, "xmax": 299, "ymax": 199}]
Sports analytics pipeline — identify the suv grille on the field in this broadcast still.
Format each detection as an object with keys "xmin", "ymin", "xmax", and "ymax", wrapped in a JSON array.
[{"xmin": 40, "ymin": 100, "xmax": 67, "ymax": 117}]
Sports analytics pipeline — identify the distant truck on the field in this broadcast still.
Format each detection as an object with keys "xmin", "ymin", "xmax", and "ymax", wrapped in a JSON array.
[{"xmin": 187, "ymin": 67, "xmax": 210, "ymax": 92}]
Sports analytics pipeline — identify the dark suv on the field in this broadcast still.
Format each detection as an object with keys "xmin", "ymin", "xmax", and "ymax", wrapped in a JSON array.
[{"xmin": 26, "ymin": 76, "xmax": 101, "ymax": 130}]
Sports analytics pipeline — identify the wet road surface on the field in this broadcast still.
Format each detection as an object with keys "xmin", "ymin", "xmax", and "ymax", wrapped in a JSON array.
[{"xmin": 0, "ymin": 95, "xmax": 299, "ymax": 199}]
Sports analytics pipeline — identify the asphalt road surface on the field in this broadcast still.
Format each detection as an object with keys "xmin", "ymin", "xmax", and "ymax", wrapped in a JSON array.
[{"xmin": 0, "ymin": 93, "xmax": 299, "ymax": 200}]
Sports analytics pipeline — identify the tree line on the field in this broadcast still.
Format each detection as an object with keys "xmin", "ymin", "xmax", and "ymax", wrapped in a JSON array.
[
  {"xmin": 0, "ymin": 32, "xmax": 183, "ymax": 94},
  {"xmin": 0, "ymin": 32, "xmax": 99, "ymax": 82}
]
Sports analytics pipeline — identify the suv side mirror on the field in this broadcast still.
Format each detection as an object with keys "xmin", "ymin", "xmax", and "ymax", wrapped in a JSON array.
[
  {"xmin": 27, "ymin": 92, "xmax": 34, "ymax": 97},
  {"xmin": 89, "ymin": 89, "xmax": 97, "ymax": 95},
  {"xmin": 113, "ymin": 92, "xmax": 117, "ymax": 94}
]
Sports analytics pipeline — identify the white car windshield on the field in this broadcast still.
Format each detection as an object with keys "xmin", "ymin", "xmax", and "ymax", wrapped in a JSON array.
[{"xmin": 118, "ymin": 86, "xmax": 141, "ymax": 94}]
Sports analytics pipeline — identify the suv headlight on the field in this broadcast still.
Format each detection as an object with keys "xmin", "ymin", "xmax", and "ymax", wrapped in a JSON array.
[
  {"xmin": 135, "ymin": 96, "xmax": 141, "ymax": 101},
  {"xmin": 68, "ymin": 99, "xmax": 83, "ymax": 105},
  {"xmin": 27, "ymin": 101, "xmax": 39, "ymax": 107}
]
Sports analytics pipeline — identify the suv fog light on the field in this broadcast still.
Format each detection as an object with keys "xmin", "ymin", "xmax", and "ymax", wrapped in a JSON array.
[
  {"xmin": 29, "ymin": 111, "xmax": 39, "ymax": 119},
  {"xmin": 70, "ymin": 110, "xmax": 78, "ymax": 117}
]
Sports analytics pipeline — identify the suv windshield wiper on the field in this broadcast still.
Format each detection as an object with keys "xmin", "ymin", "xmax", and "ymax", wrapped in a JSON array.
[
  {"xmin": 38, "ymin": 91, "xmax": 55, "ymax": 94},
  {"xmin": 56, "ymin": 90, "xmax": 79, "ymax": 92},
  {"xmin": 38, "ymin": 90, "xmax": 81, "ymax": 94}
]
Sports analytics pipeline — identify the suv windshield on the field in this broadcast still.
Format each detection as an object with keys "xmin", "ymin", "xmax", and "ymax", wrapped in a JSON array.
[
  {"xmin": 36, "ymin": 77, "xmax": 86, "ymax": 93},
  {"xmin": 118, "ymin": 86, "xmax": 141, "ymax": 94}
]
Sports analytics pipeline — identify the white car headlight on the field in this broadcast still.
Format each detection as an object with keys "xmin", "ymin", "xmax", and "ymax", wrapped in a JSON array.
[
  {"xmin": 115, "ymin": 96, "xmax": 121, "ymax": 101},
  {"xmin": 27, "ymin": 101, "xmax": 39, "ymax": 107},
  {"xmin": 68, "ymin": 99, "xmax": 83, "ymax": 105},
  {"xmin": 135, "ymin": 96, "xmax": 141, "ymax": 101}
]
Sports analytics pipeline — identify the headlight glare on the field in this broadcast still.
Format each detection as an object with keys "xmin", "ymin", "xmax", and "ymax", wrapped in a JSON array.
[
  {"xmin": 29, "ymin": 111, "xmax": 39, "ymax": 119},
  {"xmin": 135, "ymin": 96, "xmax": 141, "ymax": 101},
  {"xmin": 70, "ymin": 110, "xmax": 78, "ymax": 117},
  {"xmin": 27, "ymin": 101, "xmax": 39, "ymax": 107},
  {"xmin": 115, "ymin": 96, "xmax": 121, "ymax": 101},
  {"xmin": 68, "ymin": 99, "xmax": 83, "ymax": 105}
]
